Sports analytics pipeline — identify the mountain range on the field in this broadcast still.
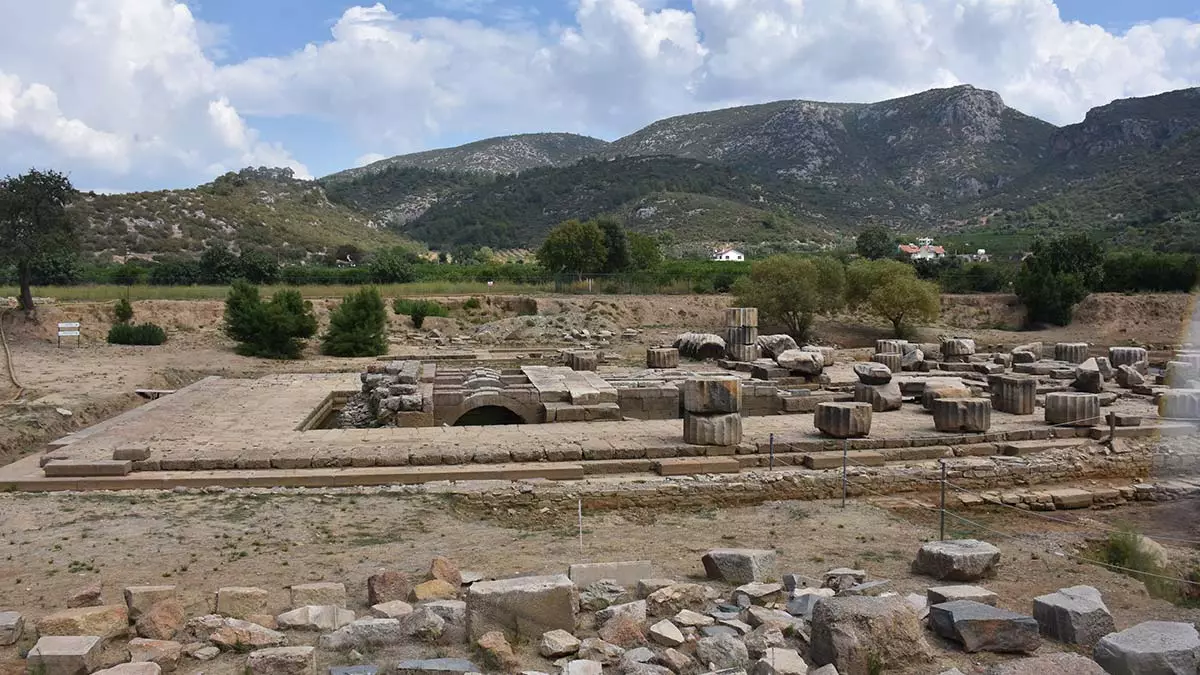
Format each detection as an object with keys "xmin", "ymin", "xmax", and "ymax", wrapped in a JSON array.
[{"xmin": 74, "ymin": 85, "xmax": 1200, "ymax": 259}]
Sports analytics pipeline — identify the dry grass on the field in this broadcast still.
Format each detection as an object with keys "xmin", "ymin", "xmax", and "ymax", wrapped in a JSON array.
[{"xmin": 1, "ymin": 281, "xmax": 553, "ymax": 302}]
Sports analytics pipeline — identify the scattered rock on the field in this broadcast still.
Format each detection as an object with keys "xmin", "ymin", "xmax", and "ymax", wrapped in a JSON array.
[
  {"xmin": 785, "ymin": 589, "xmax": 834, "ymax": 620},
  {"xmin": 399, "ymin": 607, "xmax": 446, "ymax": 642},
  {"xmin": 195, "ymin": 615, "xmax": 288, "ymax": 651},
  {"xmin": 124, "ymin": 587, "xmax": 177, "ymax": 622},
  {"xmin": 926, "ymin": 585, "xmax": 998, "ymax": 607},
  {"xmin": 367, "ymin": 571, "xmax": 412, "ymax": 605},
  {"xmin": 128, "ymin": 638, "xmax": 183, "ymax": 673},
  {"xmin": 751, "ymin": 648, "xmax": 808, "ymax": 675},
  {"xmin": 136, "ymin": 599, "xmax": 186, "ymax": 640},
  {"xmin": 429, "ymin": 557, "xmax": 464, "ymax": 588},
  {"xmin": 982, "ymin": 652, "xmax": 1106, "ymax": 674},
  {"xmin": 1032, "ymin": 585, "xmax": 1114, "ymax": 648},
  {"xmin": 744, "ymin": 606, "xmax": 798, "ymax": 631},
  {"xmin": 743, "ymin": 626, "xmax": 786, "ymax": 659},
  {"xmin": 26, "ymin": 636, "xmax": 102, "ymax": 675},
  {"xmin": 646, "ymin": 618, "xmax": 684, "ymax": 647},
  {"xmin": 732, "ymin": 583, "xmax": 784, "ymax": 607},
  {"xmin": 215, "ymin": 587, "xmax": 269, "ymax": 619},
  {"xmin": 821, "ymin": 569, "xmax": 866, "ymax": 593},
  {"xmin": 67, "ymin": 583, "xmax": 104, "ymax": 608},
  {"xmin": 579, "ymin": 638, "xmax": 625, "ymax": 665},
  {"xmin": 467, "ymin": 574, "xmax": 577, "ymax": 640},
  {"xmin": 191, "ymin": 646, "xmax": 219, "ymax": 661},
  {"xmin": 913, "ymin": 539, "xmax": 1001, "ymax": 581},
  {"xmin": 477, "ymin": 631, "xmax": 520, "ymax": 673},
  {"xmin": 581, "ymin": 580, "xmax": 629, "ymax": 611},
  {"xmin": 394, "ymin": 659, "xmax": 481, "ymax": 675},
  {"xmin": 636, "ymin": 579, "xmax": 676, "ymax": 599},
  {"xmin": 702, "ymin": 549, "xmax": 777, "ymax": 584},
  {"xmin": 539, "ymin": 629, "xmax": 582, "ymax": 658},
  {"xmin": 647, "ymin": 584, "xmax": 720, "ymax": 617},
  {"xmin": 757, "ymin": 335, "xmax": 799, "ymax": 359},
  {"xmin": 0, "ymin": 611, "xmax": 23, "ymax": 646},
  {"xmin": 853, "ymin": 362, "xmax": 892, "ymax": 385},
  {"xmin": 411, "ymin": 579, "xmax": 459, "ymax": 602},
  {"xmin": 929, "ymin": 600, "xmax": 1040, "ymax": 654},
  {"xmin": 37, "ymin": 604, "xmax": 129, "ymax": 641},
  {"xmin": 319, "ymin": 618, "xmax": 404, "ymax": 651},
  {"xmin": 369, "ymin": 600, "xmax": 414, "ymax": 619},
  {"xmin": 276, "ymin": 606, "xmax": 356, "ymax": 632},
  {"xmin": 653, "ymin": 648, "xmax": 694, "ymax": 675},
  {"xmin": 1092, "ymin": 621, "xmax": 1200, "ymax": 675},
  {"xmin": 246, "ymin": 646, "xmax": 316, "ymax": 675},
  {"xmin": 809, "ymin": 596, "xmax": 933, "ymax": 674},
  {"xmin": 840, "ymin": 580, "xmax": 891, "ymax": 597},
  {"xmin": 92, "ymin": 665, "xmax": 161, "ymax": 675},
  {"xmin": 695, "ymin": 634, "xmax": 750, "ymax": 671},
  {"xmin": 777, "ymin": 350, "xmax": 824, "ymax": 375},
  {"xmin": 563, "ymin": 660, "xmax": 604, "ymax": 675},
  {"xmin": 673, "ymin": 609, "xmax": 715, "ymax": 627},
  {"xmin": 599, "ymin": 614, "xmax": 646, "ymax": 648}
]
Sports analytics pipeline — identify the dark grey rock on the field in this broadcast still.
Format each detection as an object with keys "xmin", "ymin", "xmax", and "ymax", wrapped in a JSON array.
[
  {"xmin": 929, "ymin": 600, "xmax": 1040, "ymax": 654},
  {"xmin": 1032, "ymin": 585, "xmax": 1114, "ymax": 648},
  {"xmin": 1093, "ymin": 621, "xmax": 1200, "ymax": 675}
]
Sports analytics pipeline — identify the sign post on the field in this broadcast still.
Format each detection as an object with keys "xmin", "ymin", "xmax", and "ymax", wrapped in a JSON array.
[{"xmin": 57, "ymin": 322, "xmax": 81, "ymax": 347}]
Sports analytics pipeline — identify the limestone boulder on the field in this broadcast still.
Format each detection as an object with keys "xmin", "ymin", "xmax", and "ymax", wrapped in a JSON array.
[
  {"xmin": 26, "ymin": 636, "xmax": 103, "ymax": 675},
  {"xmin": 777, "ymin": 350, "xmax": 823, "ymax": 375},
  {"xmin": 732, "ymin": 582, "xmax": 785, "ymax": 607},
  {"xmin": 579, "ymin": 637, "xmax": 625, "ymax": 665},
  {"xmin": 598, "ymin": 614, "xmax": 646, "ymax": 648},
  {"xmin": 466, "ymin": 574, "xmax": 578, "ymax": 641},
  {"xmin": 318, "ymin": 618, "xmax": 404, "ymax": 651},
  {"xmin": 646, "ymin": 584, "xmax": 719, "ymax": 617},
  {"xmin": 809, "ymin": 596, "xmax": 933, "ymax": 674},
  {"xmin": 539, "ymin": 629, "xmax": 581, "ymax": 658},
  {"xmin": 370, "ymin": 600, "xmax": 414, "ymax": 619},
  {"xmin": 681, "ymin": 378, "xmax": 742, "ymax": 414},
  {"xmin": 702, "ymin": 549, "xmax": 777, "ymax": 584},
  {"xmin": 136, "ymin": 599, "xmax": 185, "ymax": 640},
  {"xmin": 929, "ymin": 600, "xmax": 1040, "ymax": 654},
  {"xmin": 37, "ymin": 605, "xmax": 129, "ymax": 641},
  {"xmin": 653, "ymin": 648, "xmax": 694, "ymax": 674},
  {"xmin": 215, "ymin": 587, "xmax": 269, "ymax": 619},
  {"xmin": 563, "ymin": 660, "xmax": 604, "ymax": 675},
  {"xmin": 276, "ymin": 606, "xmax": 356, "ymax": 632},
  {"xmin": 648, "ymin": 620, "xmax": 684, "ymax": 647},
  {"xmin": 124, "ymin": 586, "xmax": 177, "ymax": 621},
  {"xmin": 399, "ymin": 607, "xmax": 446, "ymax": 642},
  {"xmin": 246, "ymin": 646, "xmax": 316, "ymax": 675},
  {"xmin": 1072, "ymin": 358, "xmax": 1105, "ymax": 394},
  {"xmin": 914, "ymin": 540, "xmax": 1001, "ymax": 581},
  {"xmin": 1031, "ymin": 585, "xmax": 1114, "ymax": 648},
  {"xmin": 0, "ymin": 611, "xmax": 24, "ymax": 646},
  {"xmin": 595, "ymin": 600, "xmax": 646, "ymax": 626},
  {"xmin": 1093, "ymin": 621, "xmax": 1200, "ymax": 675},
  {"xmin": 580, "ymin": 580, "xmax": 629, "ymax": 611},
  {"xmin": 128, "ymin": 638, "xmax": 183, "ymax": 673},
  {"xmin": 695, "ymin": 634, "xmax": 749, "ymax": 671},
  {"xmin": 92, "ymin": 665, "xmax": 160, "ymax": 675},
  {"xmin": 476, "ymin": 631, "xmax": 520, "ymax": 673},
  {"xmin": 198, "ymin": 616, "xmax": 287, "ymax": 651},
  {"xmin": 428, "ymin": 557, "xmax": 463, "ymax": 588},
  {"xmin": 1116, "ymin": 364, "xmax": 1145, "ymax": 389},
  {"xmin": 757, "ymin": 335, "xmax": 799, "ymax": 359},
  {"xmin": 67, "ymin": 584, "xmax": 103, "ymax": 609},
  {"xmin": 853, "ymin": 382, "xmax": 902, "ymax": 412},
  {"xmin": 394, "ymin": 659, "xmax": 481, "ymax": 675},
  {"xmin": 751, "ymin": 648, "xmax": 808, "ymax": 675},
  {"xmin": 367, "ymin": 571, "xmax": 412, "ymax": 605},
  {"xmin": 853, "ymin": 362, "xmax": 892, "ymax": 385},
  {"xmin": 411, "ymin": 579, "xmax": 459, "ymax": 602}
]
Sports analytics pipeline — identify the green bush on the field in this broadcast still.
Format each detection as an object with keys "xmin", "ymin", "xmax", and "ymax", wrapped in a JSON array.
[
  {"xmin": 107, "ymin": 322, "xmax": 167, "ymax": 345},
  {"xmin": 393, "ymin": 298, "xmax": 449, "ymax": 328},
  {"xmin": 113, "ymin": 298, "xmax": 134, "ymax": 324},
  {"xmin": 223, "ymin": 280, "xmax": 317, "ymax": 359},
  {"xmin": 321, "ymin": 287, "xmax": 388, "ymax": 357},
  {"xmin": 463, "ymin": 297, "xmax": 481, "ymax": 310}
]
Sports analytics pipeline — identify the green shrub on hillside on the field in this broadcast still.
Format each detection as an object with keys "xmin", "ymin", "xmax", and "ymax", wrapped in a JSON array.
[
  {"xmin": 321, "ymin": 287, "xmax": 388, "ymax": 357},
  {"xmin": 393, "ymin": 298, "xmax": 449, "ymax": 329},
  {"xmin": 107, "ymin": 322, "xmax": 167, "ymax": 345},
  {"xmin": 113, "ymin": 298, "xmax": 133, "ymax": 324}
]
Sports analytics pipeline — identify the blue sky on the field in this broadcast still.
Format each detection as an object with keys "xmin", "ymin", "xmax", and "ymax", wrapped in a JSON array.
[{"xmin": 3, "ymin": 0, "xmax": 1199, "ymax": 191}]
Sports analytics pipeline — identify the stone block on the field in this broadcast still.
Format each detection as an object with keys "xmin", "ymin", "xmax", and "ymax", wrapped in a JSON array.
[
  {"xmin": 853, "ymin": 382, "xmax": 902, "ymax": 412},
  {"xmin": 871, "ymin": 352, "xmax": 902, "ymax": 372},
  {"xmin": 539, "ymin": 629, "xmax": 581, "ymax": 658},
  {"xmin": 814, "ymin": 402, "xmax": 872, "ymax": 438},
  {"xmin": 289, "ymin": 582, "xmax": 347, "ymax": 608},
  {"xmin": 394, "ymin": 659, "xmax": 481, "ymax": 675},
  {"xmin": 92, "ymin": 664, "xmax": 160, "ymax": 675},
  {"xmin": 276, "ymin": 606, "xmax": 355, "ymax": 631},
  {"xmin": 914, "ymin": 540, "xmax": 1001, "ymax": 581},
  {"xmin": 0, "ymin": 611, "xmax": 23, "ymax": 646},
  {"xmin": 683, "ymin": 412, "xmax": 743, "ymax": 446},
  {"xmin": 466, "ymin": 574, "xmax": 577, "ymax": 641},
  {"xmin": 1108, "ymin": 346, "xmax": 1148, "ymax": 369},
  {"xmin": 876, "ymin": 339, "xmax": 907, "ymax": 354},
  {"xmin": 135, "ymin": 599, "xmax": 184, "ymax": 640},
  {"xmin": 42, "ymin": 460, "xmax": 132, "ymax": 477},
  {"xmin": 1115, "ymin": 365, "xmax": 1145, "ymax": 389},
  {"xmin": 681, "ymin": 378, "xmax": 742, "ymax": 414},
  {"xmin": 726, "ymin": 343, "xmax": 761, "ymax": 363},
  {"xmin": 26, "ymin": 636, "xmax": 103, "ymax": 675},
  {"xmin": 124, "ymin": 586, "xmax": 177, "ymax": 621},
  {"xmin": 647, "ymin": 348, "xmax": 680, "ymax": 369},
  {"xmin": 777, "ymin": 349, "xmax": 824, "ymax": 375},
  {"xmin": 246, "ymin": 647, "xmax": 316, "ymax": 675},
  {"xmin": 930, "ymin": 600, "xmax": 1040, "ymax": 654},
  {"xmin": 702, "ymin": 549, "xmax": 777, "ymax": 584},
  {"xmin": 927, "ymin": 585, "xmax": 997, "ymax": 607},
  {"xmin": 942, "ymin": 338, "xmax": 976, "ymax": 359},
  {"xmin": 410, "ymin": 579, "xmax": 458, "ymax": 602},
  {"xmin": 1047, "ymin": 489, "xmax": 1092, "ymax": 510},
  {"xmin": 932, "ymin": 398, "xmax": 991, "ymax": 432},
  {"xmin": 853, "ymin": 362, "xmax": 892, "ymax": 385},
  {"xmin": 317, "ymin": 618, "xmax": 403, "ymax": 651},
  {"xmin": 1093, "ymin": 621, "xmax": 1200, "ymax": 675},
  {"xmin": 367, "ymin": 571, "xmax": 411, "ymax": 605},
  {"xmin": 37, "ymin": 605, "xmax": 128, "ymax": 641},
  {"xmin": 1012, "ymin": 342, "xmax": 1043, "ymax": 360},
  {"xmin": 756, "ymin": 335, "xmax": 799, "ymax": 358},
  {"xmin": 649, "ymin": 620, "xmax": 684, "ymax": 648},
  {"xmin": 216, "ymin": 587, "xmax": 269, "ymax": 619},
  {"xmin": 1160, "ymin": 389, "xmax": 1200, "ymax": 420},
  {"xmin": 569, "ymin": 561, "xmax": 653, "ymax": 588},
  {"xmin": 1032, "ymin": 585, "xmax": 1114, "ymax": 648},
  {"xmin": 1044, "ymin": 392, "xmax": 1101, "ymax": 426},
  {"xmin": 725, "ymin": 307, "xmax": 758, "ymax": 327},
  {"xmin": 128, "ymin": 638, "xmax": 182, "ymax": 672},
  {"xmin": 1054, "ymin": 343, "xmax": 1089, "ymax": 364},
  {"xmin": 809, "ymin": 596, "xmax": 933, "ymax": 674},
  {"xmin": 921, "ymin": 379, "xmax": 973, "ymax": 410},
  {"xmin": 991, "ymin": 374, "xmax": 1036, "ymax": 415}
]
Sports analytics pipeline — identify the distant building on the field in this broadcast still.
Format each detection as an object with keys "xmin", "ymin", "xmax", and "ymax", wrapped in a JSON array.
[
  {"xmin": 713, "ymin": 248, "xmax": 745, "ymax": 262},
  {"xmin": 898, "ymin": 237, "xmax": 946, "ymax": 261}
]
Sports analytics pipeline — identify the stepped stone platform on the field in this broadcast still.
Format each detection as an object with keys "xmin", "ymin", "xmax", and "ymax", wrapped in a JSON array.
[{"xmin": 2, "ymin": 372, "xmax": 1193, "ymax": 492}]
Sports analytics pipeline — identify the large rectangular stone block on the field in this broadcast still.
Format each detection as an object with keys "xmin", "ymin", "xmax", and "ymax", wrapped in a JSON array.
[
  {"xmin": 990, "ymin": 374, "xmax": 1036, "ymax": 415},
  {"xmin": 724, "ymin": 307, "xmax": 758, "ymax": 327},
  {"xmin": 1044, "ymin": 392, "xmax": 1101, "ymax": 427},
  {"xmin": 932, "ymin": 398, "xmax": 992, "ymax": 433},
  {"xmin": 215, "ymin": 587, "xmax": 269, "ymax": 619},
  {"xmin": 37, "ymin": 605, "xmax": 128, "ymax": 641},
  {"xmin": 814, "ymin": 402, "xmax": 872, "ymax": 438},
  {"xmin": 43, "ymin": 460, "xmax": 132, "ymax": 477},
  {"xmin": 1054, "ymin": 343, "xmax": 1089, "ymax": 364},
  {"xmin": 124, "ymin": 586, "xmax": 177, "ymax": 621},
  {"xmin": 568, "ymin": 561, "xmax": 654, "ymax": 588},
  {"xmin": 466, "ymin": 574, "xmax": 577, "ymax": 641},
  {"xmin": 683, "ymin": 412, "xmax": 743, "ymax": 446},
  {"xmin": 646, "ymin": 348, "xmax": 679, "ymax": 369},
  {"xmin": 26, "ymin": 636, "xmax": 103, "ymax": 675}
]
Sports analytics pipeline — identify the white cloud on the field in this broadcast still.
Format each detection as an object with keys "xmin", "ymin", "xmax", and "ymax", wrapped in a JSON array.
[
  {"xmin": 1, "ymin": 0, "xmax": 1199, "ymax": 190},
  {"xmin": 0, "ymin": 0, "xmax": 307, "ymax": 190}
]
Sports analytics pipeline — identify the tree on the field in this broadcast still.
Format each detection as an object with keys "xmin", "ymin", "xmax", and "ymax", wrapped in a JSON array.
[
  {"xmin": 855, "ymin": 225, "xmax": 894, "ymax": 260},
  {"xmin": 537, "ymin": 220, "xmax": 607, "ymax": 276},
  {"xmin": 866, "ymin": 275, "xmax": 941, "ymax": 337},
  {"xmin": 113, "ymin": 298, "xmax": 134, "ymax": 324},
  {"xmin": 321, "ymin": 287, "xmax": 388, "ymax": 357},
  {"xmin": 223, "ymin": 281, "xmax": 317, "ymax": 359},
  {"xmin": 1015, "ymin": 234, "xmax": 1105, "ymax": 326},
  {"xmin": 628, "ymin": 232, "xmax": 663, "ymax": 270},
  {"xmin": 368, "ymin": 247, "xmax": 418, "ymax": 283},
  {"xmin": 199, "ymin": 246, "xmax": 241, "ymax": 284},
  {"xmin": 239, "ymin": 248, "xmax": 279, "ymax": 284},
  {"xmin": 598, "ymin": 218, "xmax": 631, "ymax": 273},
  {"xmin": 733, "ymin": 255, "xmax": 845, "ymax": 342},
  {"xmin": 0, "ymin": 169, "xmax": 76, "ymax": 313},
  {"xmin": 845, "ymin": 258, "xmax": 915, "ymax": 308},
  {"xmin": 328, "ymin": 244, "xmax": 365, "ymax": 266}
]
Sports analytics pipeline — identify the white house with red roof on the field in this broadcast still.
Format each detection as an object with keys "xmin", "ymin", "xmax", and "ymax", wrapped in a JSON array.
[{"xmin": 898, "ymin": 238, "xmax": 946, "ymax": 261}]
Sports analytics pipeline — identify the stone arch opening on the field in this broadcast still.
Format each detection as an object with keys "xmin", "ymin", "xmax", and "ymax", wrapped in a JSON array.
[{"xmin": 452, "ymin": 405, "xmax": 525, "ymax": 426}]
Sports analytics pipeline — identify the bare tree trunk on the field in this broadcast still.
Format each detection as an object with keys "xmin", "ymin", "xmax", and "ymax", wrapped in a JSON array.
[{"xmin": 17, "ymin": 262, "xmax": 34, "ymax": 317}]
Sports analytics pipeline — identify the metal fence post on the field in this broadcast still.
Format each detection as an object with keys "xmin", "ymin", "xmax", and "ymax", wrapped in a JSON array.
[
  {"xmin": 939, "ymin": 460, "xmax": 947, "ymax": 541},
  {"xmin": 769, "ymin": 433, "xmax": 774, "ymax": 471},
  {"xmin": 842, "ymin": 440, "xmax": 848, "ymax": 508}
]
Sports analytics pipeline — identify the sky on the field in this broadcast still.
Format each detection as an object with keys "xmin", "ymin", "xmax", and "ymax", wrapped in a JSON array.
[{"xmin": 2, "ymin": 0, "xmax": 1199, "ymax": 193}]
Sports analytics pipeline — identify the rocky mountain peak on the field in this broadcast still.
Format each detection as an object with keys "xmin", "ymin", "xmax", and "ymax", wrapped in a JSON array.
[{"xmin": 1051, "ymin": 87, "xmax": 1200, "ymax": 158}]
